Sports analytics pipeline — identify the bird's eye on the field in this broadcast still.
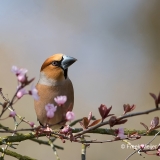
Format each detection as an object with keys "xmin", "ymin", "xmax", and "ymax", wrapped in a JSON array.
[{"xmin": 52, "ymin": 61, "xmax": 59, "ymax": 66}]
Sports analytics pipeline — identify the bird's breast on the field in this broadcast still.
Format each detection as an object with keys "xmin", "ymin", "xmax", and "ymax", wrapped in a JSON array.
[
  {"xmin": 34, "ymin": 75, "xmax": 74, "ymax": 129},
  {"xmin": 38, "ymin": 71, "xmax": 66, "ymax": 86}
]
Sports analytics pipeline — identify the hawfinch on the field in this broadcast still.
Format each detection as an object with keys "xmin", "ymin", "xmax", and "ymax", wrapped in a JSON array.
[{"xmin": 34, "ymin": 53, "xmax": 76, "ymax": 129}]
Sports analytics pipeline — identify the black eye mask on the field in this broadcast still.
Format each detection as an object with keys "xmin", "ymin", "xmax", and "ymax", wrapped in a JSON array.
[{"xmin": 51, "ymin": 57, "xmax": 68, "ymax": 79}]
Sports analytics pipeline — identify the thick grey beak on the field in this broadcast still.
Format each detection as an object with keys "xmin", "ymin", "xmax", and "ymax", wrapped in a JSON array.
[{"xmin": 61, "ymin": 55, "xmax": 77, "ymax": 70}]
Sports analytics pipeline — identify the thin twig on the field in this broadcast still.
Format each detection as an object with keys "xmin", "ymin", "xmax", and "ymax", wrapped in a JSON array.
[
  {"xmin": 125, "ymin": 130, "xmax": 160, "ymax": 160},
  {"xmin": 81, "ymin": 136, "xmax": 86, "ymax": 160},
  {"xmin": 0, "ymin": 88, "xmax": 9, "ymax": 103},
  {"xmin": 1, "ymin": 113, "xmax": 20, "ymax": 158},
  {"xmin": 48, "ymin": 138, "xmax": 60, "ymax": 160},
  {"xmin": 31, "ymin": 138, "xmax": 63, "ymax": 149},
  {"xmin": 0, "ymin": 85, "xmax": 23, "ymax": 118}
]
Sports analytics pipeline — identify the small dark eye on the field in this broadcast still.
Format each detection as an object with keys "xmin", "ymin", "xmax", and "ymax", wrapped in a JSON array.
[{"xmin": 52, "ymin": 61, "xmax": 59, "ymax": 66}]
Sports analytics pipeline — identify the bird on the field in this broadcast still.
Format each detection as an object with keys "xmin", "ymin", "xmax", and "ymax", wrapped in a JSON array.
[{"xmin": 34, "ymin": 53, "xmax": 77, "ymax": 129}]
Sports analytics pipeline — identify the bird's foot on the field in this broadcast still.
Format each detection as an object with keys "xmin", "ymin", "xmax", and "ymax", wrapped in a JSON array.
[{"xmin": 35, "ymin": 125, "xmax": 52, "ymax": 138}]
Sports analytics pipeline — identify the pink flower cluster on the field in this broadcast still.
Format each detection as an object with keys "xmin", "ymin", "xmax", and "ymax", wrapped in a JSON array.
[
  {"xmin": 29, "ymin": 122, "xmax": 35, "ymax": 128},
  {"xmin": 45, "ymin": 96, "xmax": 75, "ymax": 121},
  {"xmin": 66, "ymin": 111, "xmax": 75, "ymax": 121},
  {"xmin": 54, "ymin": 95, "xmax": 75, "ymax": 121},
  {"xmin": 117, "ymin": 128, "xmax": 127, "ymax": 139},
  {"xmin": 11, "ymin": 66, "xmax": 39, "ymax": 100},
  {"xmin": 17, "ymin": 88, "xmax": 27, "ymax": 99},
  {"xmin": 54, "ymin": 96, "xmax": 67, "ymax": 106},
  {"xmin": 11, "ymin": 66, "xmax": 28, "ymax": 83},
  {"xmin": 45, "ymin": 103, "xmax": 57, "ymax": 119},
  {"xmin": 61, "ymin": 125, "xmax": 71, "ymax": 134},
  {"xmin": 16, "ymin": 85, "xmax": 39, "ymax": 100},
  {"xmin": 9, "ymin": 111, "xmax": 16, "ymax": 118},
  {"xmin": 29, "ymin": 85, "xmax": 39, "ymax": 100}
]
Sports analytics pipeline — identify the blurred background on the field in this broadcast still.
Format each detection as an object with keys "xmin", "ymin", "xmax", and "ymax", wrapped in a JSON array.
[{"xmin": 0, "ymin": 0, "xmax": 160, "ymax": 159}]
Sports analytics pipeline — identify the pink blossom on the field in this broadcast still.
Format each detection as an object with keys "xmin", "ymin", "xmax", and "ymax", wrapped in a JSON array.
[
  {"xmin": 54, "ymin": 95, "xmax": 67, "ymax": 106},
  {"xmin": 29, "ymin": 85, "xmax": 39, "ymax": 100},
  {"xmin": 117, "ymin": 128, "xmax": 127, "ymax": 139},
  {"xmin": 66, "ymin": 111, "xmax": 75, "ymax": 121},
  {"xmin": 61, "ymin": 125, "xmax": 71, "ymax": 134},
  {"xmin": 157, "ymin": 149, "xmax": 160, "ymax": 156},
  {"xmin": 17, "ymin": 74, "xmax": 26, "ymax": 82},
  {"xmin": 45, "ymin": 103, "xmax": 57, "ymax": 119},
  {"xmin": 29, "ymin": 122, "xmax": 35, "ymax": 128},
  {"xmin": 11, "ymin": 66, "xmax": 28, "ymax": 82},
  {"xmin": 17, "ymin": 88, "xmax": 27, "ymax": 99},
  {"xmin": 140, "ymin": 144, "xmax": 145, "ymax": 149},
  {"xmin": 9, "ymin": 111, "xmax": 16, "ymax": 117}
]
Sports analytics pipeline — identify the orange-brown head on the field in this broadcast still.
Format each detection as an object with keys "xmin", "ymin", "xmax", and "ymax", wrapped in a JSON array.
[{"xmin": 40, "ymin": 53, "xmax": 77, "ymax": 82}]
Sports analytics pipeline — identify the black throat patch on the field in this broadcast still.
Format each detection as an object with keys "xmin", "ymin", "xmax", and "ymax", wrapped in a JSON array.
[{"xmin": 64, "ymin": 69, "xmax": 68, "ymax": 79}]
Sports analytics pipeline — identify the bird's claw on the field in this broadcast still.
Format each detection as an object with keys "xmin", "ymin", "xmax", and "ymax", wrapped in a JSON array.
[{"xmin": 34, "ymin": 125, "xmax": 52, "ymax": 138}]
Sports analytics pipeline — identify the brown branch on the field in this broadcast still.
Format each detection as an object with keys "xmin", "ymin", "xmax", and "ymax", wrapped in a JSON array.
[
  {"xmin": 0, "ymin": 88, "xmax": 9, "ymax": 103},
  {"xmin": 0, "ymin": 121, "xmax": 159, "ymax": 136},
  {"xmin": 0, "ymin": 147, "xmax": 37, "ymax": 160},
  {"xmin": 0, "ymin": 85, "xmax": 23, "ymax": 118},
  {"xmin": 0, "ymin": 123, "xmax": 63, "ymax": 150},
  {"xmin": 77, "ymin": 139, "xmax": 113, "ymax": 143},
  {"xmin": 74, "ymin": 107, "xmax": 160, "ymax": 137},
  {"xmin": 31, "ymin": 139, "xmax": 63, "ymax": 150}
]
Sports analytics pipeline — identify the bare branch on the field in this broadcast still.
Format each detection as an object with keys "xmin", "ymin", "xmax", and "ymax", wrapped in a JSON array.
[
  {"xmin": 0, "ymin": 147, "xmax": 37, "ymax": 160},
  {"xmin": 125, "ymin": 130, "xmax": 160, "ymax": 160}
]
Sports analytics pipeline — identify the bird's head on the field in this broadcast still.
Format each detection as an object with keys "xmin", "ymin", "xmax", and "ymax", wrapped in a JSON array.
[{"xmin": 40, "ymin": 53, "xmax": 77, "ymax": 81}]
